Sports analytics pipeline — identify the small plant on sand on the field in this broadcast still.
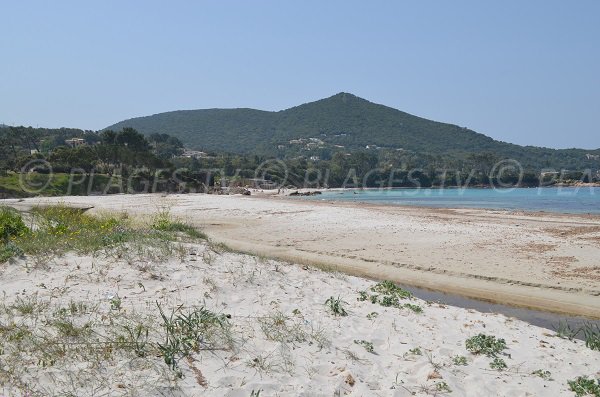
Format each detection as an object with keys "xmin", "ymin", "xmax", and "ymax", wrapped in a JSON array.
[
  {"xmin": 436, "ymin": 381, "xmax": 452, "ymax": 393},
  {"xmin": 247, "ymin": 354, "xmax": 275, "ymax": 375},
  {"xmin": 354, "ymin": 339, "xmax": 375, "ymax": 353},
  {"xmin": 157, "ymin": 303, "xmax": 232, "ymax": 375},
  {"xmin": 358, "ymin": 281, "xmax": 419, "ymax": 312},
  {"xmin": 366, "ymin": 311, "xmax": 379, "ymax": 320},
  {"xmin": 259, "ymin": 311, "xmax": 307, "ymax": 345},
  {"xmin": 465, "ymin": 334, "xmax": 507, "ymax": 357},
  {"xmin": 452, "ymin": 355, "xmax": 468, "ymax": 366},
  {"xmin": 407, "ymin": 347, "xmax": 422, "ymax": 356},
  {"xmin": 52, "ymin": 318, "xmax": 92, "ymax": 339},
  {"xmin": 489, "ymin": 357, "xmax": 507, "ymax": 371},
  {"xmin": 371, "ymin": 280, "xmax": 412, "ymax": 299},
  {"xmin": 112, "ymin": 322, "xmax": 150, "ymax": 358},
  {"xmin": 554, "ymin": 320, "xmax": 581, "ymax": 341},
  {"xmin": 325, "ymin": 296, "xmax": 347, "ymax": 317},
  {"xmin": 0, "ymin": 241, "xmax": 23, "ymax": 263},
  {"xmin": 582, "ymin": 322, "xmax": 600, "ymax": 351},
  {"xmin": 567, "ymin": 376, "xmax": 600, "ymax": 397},
  {"xmin": 403, "ymin": 303, "xmax": 423, "ymax": 314},
  {"xmin": 110, "ymin": 296, "xmax": 122, "ymax": 311},
  {"xmin": 532, "ymin": 369, "xmax": 553, "ymax": 381},
  {"xmin": 11, "ymin": 294, "xmax": 48, "ymax": 316}
]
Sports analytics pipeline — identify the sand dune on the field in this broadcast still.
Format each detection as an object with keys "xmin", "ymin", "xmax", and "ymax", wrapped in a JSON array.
[{"xmin": 1, "ymin": 236, "xmax": 598, "ymax": 396}]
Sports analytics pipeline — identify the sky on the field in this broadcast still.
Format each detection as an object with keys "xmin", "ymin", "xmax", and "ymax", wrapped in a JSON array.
[{"xmin": 1, "ymin": 1, "xmax": 599, "ymax": 149}]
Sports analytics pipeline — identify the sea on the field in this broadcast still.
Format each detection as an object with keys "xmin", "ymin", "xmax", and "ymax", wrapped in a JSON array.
[{"xmin": 302, "ymin": 187, "xmax": 600, "ymax": 214}]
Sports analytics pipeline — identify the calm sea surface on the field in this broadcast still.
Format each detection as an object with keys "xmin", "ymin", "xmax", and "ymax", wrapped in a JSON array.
[{"xmin": 304, "ymin": 187, "xmax": 600, "ymax": 214}]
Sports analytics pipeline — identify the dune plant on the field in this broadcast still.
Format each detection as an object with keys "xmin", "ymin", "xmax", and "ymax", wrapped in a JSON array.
[
  {"xmin": 582, "ymin": 322, "xmax": 600, "ymax": 351},
  {"xmin": 0, "ymin": 205, "xmax": 206, "ymax": 265},
  {"xmin": 436, "ymin": 381, "xmax": 452, "ymax": 393},
  {"xmin": 324, "ymin": 296, "xmax": 347, "ymax": 317},
  {"xmin": 0, "ymin": 207, "xmax": 28, "ymax": 262},
  {"xmin": 259, "ymin": 311, "xmax": 307, "ymax": 345},
  {"xmin": 567, "ymin": 376, "xmax": 600, "ymax": 397},
  {"xmin": 157, "ymin": 303, "xmax": 232, "ymax": 375},
  {"xmin": 151, "ymin": 208, "xmax": 206, "ymax": 239},
  {"xmin": 465, "ymin": 334, "xmax": 507, "ymax": 357},
  {"xmin": 489, "ymin": 357, "xmax": 507, "ymax": 371},
  {"xmin": 554, "ymin": 320, "xmax": 581, "ymax": 341},
  {"xmin": 532, "ymin": 369, "xmax": 553, "ymax": 381},
  {"xmin": 354, "ymin": 339, "xmax": 375, "ymax": 353},
  {"xmin": 452, "ymin": 355, "xmax": 468, "ymax": 366},
  {"xmin": 357, "ymin": 280, "xmax": 421, "ymax": 312},
  {"xmin": 0, "ymin": 207, "xmax": 28, "ymax": 241}
]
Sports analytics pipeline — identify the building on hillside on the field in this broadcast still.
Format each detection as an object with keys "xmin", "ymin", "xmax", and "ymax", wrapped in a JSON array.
[
  {"xmin": 65, "ymin": 138, "xmax": 86, "ymax": 147},
  {"xmin": 180, "ymin": 149, "xmax": 208, "ymax": 159}
]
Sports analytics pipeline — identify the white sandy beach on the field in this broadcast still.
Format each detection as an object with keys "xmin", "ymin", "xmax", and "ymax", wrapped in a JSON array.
[{"xmin": 6, "ymin": 193, "xmax": 600, "ymax": 317}]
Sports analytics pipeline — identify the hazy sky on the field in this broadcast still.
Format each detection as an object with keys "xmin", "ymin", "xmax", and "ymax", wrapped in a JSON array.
[{"xmin": 1, "ymin": 1, "xmax": 598, "ymax": 149}]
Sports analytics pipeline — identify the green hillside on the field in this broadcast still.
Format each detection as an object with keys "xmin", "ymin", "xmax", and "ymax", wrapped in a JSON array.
[{"xmin": 105, "ymin": 93, "xmax": 600, "ymax": 170}]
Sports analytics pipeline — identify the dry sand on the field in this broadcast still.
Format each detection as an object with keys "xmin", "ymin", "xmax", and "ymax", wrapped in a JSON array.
[
  {"xmin": 1, "ymin": 235, "xmax": 599, "ymax": 396},
  {"xmin": 6, "ymin": 193, "xmax": 600, "ymax": 317}
]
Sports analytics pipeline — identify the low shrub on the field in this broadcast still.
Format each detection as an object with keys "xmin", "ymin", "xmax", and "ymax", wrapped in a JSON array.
[
  {"xmin": 567, "ymin": 376, "xmax": 600, "ymax": 397},
  {"xmin": 0, "ymin": 207, "xmax": 28, "ymax": 241},
  {"xmin": 465, "ymin": 334, "xmax": 507, "ymax": 357}
]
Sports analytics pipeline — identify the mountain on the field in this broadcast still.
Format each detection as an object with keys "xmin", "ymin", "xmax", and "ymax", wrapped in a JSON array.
[{"xmin": 105, "ymin": 93, "xmax": 599, "ymax": 170}]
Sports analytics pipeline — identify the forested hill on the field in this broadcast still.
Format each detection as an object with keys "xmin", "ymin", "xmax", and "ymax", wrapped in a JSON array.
[{"xmin": 105, "ymin": 93, "xmax": 600, "ymax": 170}]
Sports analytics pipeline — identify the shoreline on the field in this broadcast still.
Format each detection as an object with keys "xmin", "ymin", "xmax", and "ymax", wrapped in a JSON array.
[{"xmin": 3, "ymin": 193, "xmax": 600, "ymax": 318}]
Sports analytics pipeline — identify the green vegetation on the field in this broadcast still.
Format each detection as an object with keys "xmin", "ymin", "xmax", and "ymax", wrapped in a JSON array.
[
  {"xmin": 403, "ymin": 303, "xmax": 424, "ymax": 314},
  {"xmin": 324, "ymin": 296, "xmax": 348, "ymax": 317},
  {"xmin": 157, "ymin": 303, "xmax": 232, "ymax": 376},
  {"xmin": 0, "ymin": 126, "xmax": 199, "ymax": 198},
  {"xmin": 532, "ymin": 369, "xmax": 553, "ymax": 381},
  {"xmin": 151, "ymin": 208, "xmax": 207, "ymax": 239},
  {"xmin": 366, "ymin": 311, "xmax": 379, "ymax": 320},
  {"xmin": 0, "ymin": 205, "xmax": 203, "ymax": 264},
  {"xmin": 553, "ymin": 321, "xmax": 600, "ymax": 352},
  {"xmin": 357, "ymin": 281, "xmax": 422, "ymax": 313},
  {"xmin": 370, "ymin": 280, "xmax": 413, "ymax": 299},
  {"xmin": 105, "ymin": 93, "xmax": 600, "ymax": 173},
  {"xmin": 354, "ymin": 339, "xmax": 375, "ymax": 353},
  {"xmin": 583, "ymin": 323, "xmax": 600, "ymax": 351},
  {"xmin": 568, "ymin": 376, "xmax": 600, "ymax": 397},
  {"xmin": 436, "ymin": 381, "xmax": 452, "ymax": 393},
  {"xmin": 465, "ymin": 334, "xmax": 507, "ymax": 357},
  {"xmin": 0, "ymin": 207, "xmax": 28, "ymax": 262},
  {"xmin": 258, "ymin": 311, "xmax": 308, "ymax": 345},
  {"xmin": 555, "ymin": 320, "xmax": 581, "ymax": 341},
  {"xmin": 452, "ymin": 355, "xmax": 468, "ymax": 366},
  {"xmin": 489, "ymin": 357, "xmax": 507, "ymax": 371},
  {"xmin": 406, "ymin": 347, "xmax": 422, "ymax": 356},
  {"xmin": 0, "ymin": 207, "xmax": 28, "ymax": 241}
]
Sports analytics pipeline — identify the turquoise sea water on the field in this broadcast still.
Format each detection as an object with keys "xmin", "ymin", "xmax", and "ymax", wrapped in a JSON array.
[{"xmin": 304, "ymin": 187, "xmax": 600, "ymax": 214}]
